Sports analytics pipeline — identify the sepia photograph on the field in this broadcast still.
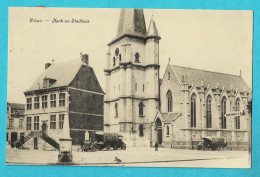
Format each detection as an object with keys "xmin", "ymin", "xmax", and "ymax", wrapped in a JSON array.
[{"xmin": 6, "ymin": 7, "xmax": 252, "ymax": 168}]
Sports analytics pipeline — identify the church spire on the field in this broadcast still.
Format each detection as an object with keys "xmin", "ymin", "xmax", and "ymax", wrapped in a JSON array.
[
  {"xmin": 147, "ymin": 15, "xmax": 159, "ymax": 37},
  {"xmin": 116, "ymin": 9, "xmax": 147, "ymax": 39}
]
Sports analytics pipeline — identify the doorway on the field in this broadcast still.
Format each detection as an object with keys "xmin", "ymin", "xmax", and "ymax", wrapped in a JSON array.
[
  {"xmin": 11, "ymin": 132, "xmax": 17, "ymax": 143},
  {"xmin": 33, "ymin": 137, "xmax": 38, "ymax": 149},
  {"xmin": 42, "ymin": 123, "xmax": 47, "ymax": 137},
  {"xmin": 155, "ymin": 118, "xmax": 162, "ymax": 144}
]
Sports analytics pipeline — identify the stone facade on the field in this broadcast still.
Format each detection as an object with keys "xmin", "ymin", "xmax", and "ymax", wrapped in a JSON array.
[
  {"xmin": 156, "ymin": 64, "xmax": 251, "ymax": 150},
  {"xmin": 104, "ymin": 9, "xmax": 251, "ymax": 150},
  {"xmin": 104, "ymin": 9, "xmax": 160, "ymax": 147}
]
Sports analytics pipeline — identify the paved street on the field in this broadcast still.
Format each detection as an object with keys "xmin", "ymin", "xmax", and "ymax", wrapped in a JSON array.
[{"xmin": 6, "ymin": 145, "xmax": 250, "ymax": 168}]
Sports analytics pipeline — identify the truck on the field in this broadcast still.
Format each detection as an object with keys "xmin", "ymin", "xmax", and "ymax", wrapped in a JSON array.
[{"xmin": 95, "ymin": 132, "xmax": 126, "ymax": 151}]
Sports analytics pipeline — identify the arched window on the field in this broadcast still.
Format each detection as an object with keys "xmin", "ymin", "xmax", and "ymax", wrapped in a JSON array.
[
  {"xmin": 206, "ymin": 95, "xmax": 212, "ymax": 128},
  {"xmin": 119, "ymin": 54, "xmax": 121, "ymax": 61},
  {"xmin": 221, "ymin": 97, "xmax": 227, "ymax": 129},
  {"xmin": 115, "ymin": 103, "xmax": 118, "ymax": 118},
  {"xmin": 135, "ymin": 53, "xmax": 140, "ymax": 62},
  {"xmin": 139, "ymin": 124, "xmax": 144, "ymax": 136},
  {"xmin": 168, "ymin": 72, "xmax": 170, "ymax": 80},
  {"xmin": 235, "ymin": 98, "xmax": 240, "ymax": 129},
  {"xmin": 113, "ymin": 57, "xmax": 116, "ymax": 66},
  {"xmin": 191, "ymin": 94, "xmax": 196, "ymax": 128},
  {"xmin": 139, "ymin": 102, "xmax": 144, "ymax": 116},
  {"xmin": 166, "ymin": 90, "xmax": 172, "ymax": 112},
  {"xmin": 166, "ymin": 125, "xmax": 170, "ymax": 136}
]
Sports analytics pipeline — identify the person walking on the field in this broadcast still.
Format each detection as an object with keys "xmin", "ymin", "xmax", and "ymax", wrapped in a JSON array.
[{"xmin": 155, "ymin": 141, "xmax": 159, "ymax": 151}]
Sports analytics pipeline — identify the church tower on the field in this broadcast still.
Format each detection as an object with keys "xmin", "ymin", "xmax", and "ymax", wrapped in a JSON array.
[{"xmin": 104, "ymin": 9, "xmax": 161, "ymax": 146}]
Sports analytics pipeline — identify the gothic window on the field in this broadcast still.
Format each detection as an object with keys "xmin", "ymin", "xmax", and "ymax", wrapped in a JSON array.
[
  {"xmin": 135, "ymin": 53, "xmax": 140, "ymax": 62},
  {"xmin": 115, "ymin": 103, "xmax": 118, "ymax": 118},
  {"xmin": 139, "ymin": 124, "xmax": 144, "ymax": 136},
  {"xmin": 168, "ymin": 72, "xmax": 170, "ymax": 80},
  {"xmin": 166, "ymin": 125, "xmax": 170, "ymax": 136},
  {"xmin": 113, "ymin": 57, "xmax": 116, "ymax": 66},
  {"xmin": 221, "ymin": 97, "xmax": 227, "ymax": 129},
  {"xmin": 139, "ymin": 102, "xmax": 144, "ymax": 116},
  {"xmin": 34, "ymin": 116, "xmax": 39, "ymax": 130},
  {"xmin": 235, "ymin": 98, "xmax": 240, "ymax": 129},
  {"xmin": 191, "ymin": 94, "xmax": 196, "ymax": 128},
  {"xmin": 115, "ymin": 48, "xmax": 119, "ymax": 56},
  {"xmin": 119, "ymin": 54, "xmax": 122, "ymax": 61},
  {"xmin": 166, "ymin": 90, "xmax": 173, "ymax": 112},
  {"xmin": 206, "ymin": 95, "xmax": 212, "ymax": 128}
]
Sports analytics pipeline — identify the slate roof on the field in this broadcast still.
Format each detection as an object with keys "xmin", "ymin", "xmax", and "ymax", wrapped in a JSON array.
[
  {"xmin": 172, "ymin": 65, "xmax": 250, "ymax": 91},
  {"xmin": 162, "ymin": 112, "xmax": 182, "ymax": 123},
  {"xmin": 147, "ymin": 16, "xmax": 160, "ymax": 37},
  {"xmin": 8, "ymin": 103, "xmax": 25, "ymax": 110},
  {"xmin": 7, "ymin": 103, "xmax": 25, "ymax": 116},
  {"xmin": 116, "ymin": 9, "xmax": 147, "ymax": 39},
  {"xmin": 26, "ymin": 59, "xmax": 84, "ymax": 92}
]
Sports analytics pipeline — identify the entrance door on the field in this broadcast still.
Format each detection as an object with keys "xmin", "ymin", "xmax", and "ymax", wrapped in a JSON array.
[
  {"xmin": 155, "ymin": 118, "xmax": 163, "ymax": 144},
  {"xmin": 20, "ymin": 133, "xmax": 25, "ymax": 143},
  {"xmin": 42, "ymin": 123, "xmax": 47, "ymax": 137},
  {"xmin": 34, "ymin": 137, "xmax": 38, "ymax": 149},
  {"xmin": 11, "ymin": 132, "xmax": 17, "ymax": 143},
  {"xmin": 157, "ymin": 129, "xmax": 162, "ymax": 144}
]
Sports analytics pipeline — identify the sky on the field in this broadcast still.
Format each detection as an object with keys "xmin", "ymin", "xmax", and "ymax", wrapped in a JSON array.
[{"xmin": 8, "ymin": 7, "xmax": 253, "ymax": 103}]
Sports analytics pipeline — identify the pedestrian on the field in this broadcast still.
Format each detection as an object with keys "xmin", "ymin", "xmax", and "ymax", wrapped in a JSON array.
[{"xmin": 155, "ymin": 141, "xmax": 158, "ymax": 151}]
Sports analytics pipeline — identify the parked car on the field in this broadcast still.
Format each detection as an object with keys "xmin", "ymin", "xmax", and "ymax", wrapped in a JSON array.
[
  {"xmin": 95, "ymin": 133, "xmax": 126, "ymax": 150},
  {"xmin": 201, "ymin": 137, "xmax": 227, "ymax": 151},
  {"xmin": 81, "ymin": 140, "xmax": 97, "ymax": 152},
  {"xmin": 10, "ymin": 140, "xmax": 23, "ymax": 149}
]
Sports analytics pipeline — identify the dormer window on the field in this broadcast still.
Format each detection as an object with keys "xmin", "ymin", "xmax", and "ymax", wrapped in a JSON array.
[
  {"xmin": 135, "ymin": 53, "xmax": 140, "ymax": 62},
  {"xmin": 43, "ymin": 78, "xmax": 57, "ymax": 88}
]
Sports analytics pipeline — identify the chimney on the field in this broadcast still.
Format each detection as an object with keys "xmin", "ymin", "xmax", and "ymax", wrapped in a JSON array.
[
  {"xmin": 81, "ymin": 53, "xmax": 89, "ymax": 65},
  {"xmin": 45, "ymin": 63, "xmax": 51, "ymax": 70}
]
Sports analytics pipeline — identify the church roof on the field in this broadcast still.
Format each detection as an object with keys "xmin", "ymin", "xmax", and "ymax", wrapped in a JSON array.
[
  {"xmin": 25, "ymin": 59, "xmax": 84, "ymax": 92},
  {"xmin": 147, "ymin": 16, "xmax": 159, "ymax": 37},
  {"xmin": 171, "ymin": 65, "xmax": 250, "ymax": 91},
  {"xmin": 162, "ymin": 112, "xmax": 182, "ymax": 123},
  {"xmin": 116, "ymin": 9, "xmax": 147, "ymax": 39}
]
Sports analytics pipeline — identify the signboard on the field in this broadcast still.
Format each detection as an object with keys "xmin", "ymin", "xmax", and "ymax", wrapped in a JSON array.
[{"xmin": 225, "ymin": 111, "xmax": 245, "ymax": 117}]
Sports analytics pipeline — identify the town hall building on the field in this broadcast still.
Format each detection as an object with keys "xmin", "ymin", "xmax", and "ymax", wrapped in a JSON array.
[{"xmin": 104, "ymin": 9, "xmax": 251, "ymax": 150}]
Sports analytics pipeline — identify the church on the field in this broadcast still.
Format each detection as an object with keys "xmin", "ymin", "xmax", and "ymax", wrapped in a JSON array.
[{"xmin": 104, "ymin": 9, "xmax": 251, "ymax": 150}]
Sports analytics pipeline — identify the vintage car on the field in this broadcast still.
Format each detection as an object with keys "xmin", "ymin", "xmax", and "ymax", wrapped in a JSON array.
[
  {"xmin": 198, "ymin": 137, "xmax": 227, "ymax": 151},
  {"xmin": 81, "ymin": 140, "xmax": 97, "ymax": 152},
  {"xmin": 10, "ymin": 140, "xmax": 24, "ymax": 149},
  {"xmin": 95, "ymin": 132, "xmax": 126, "ymax": 150}
]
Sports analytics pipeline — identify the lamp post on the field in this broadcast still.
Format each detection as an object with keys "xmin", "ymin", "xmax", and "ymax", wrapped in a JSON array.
[{"xmin": 58, "ymin": 115, "xmax": 73, "ymax": 163}]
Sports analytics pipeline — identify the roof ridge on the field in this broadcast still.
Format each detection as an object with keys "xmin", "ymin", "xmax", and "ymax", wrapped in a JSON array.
[{"xmin": 172, "ymin": 64, "xmax": 240, "ymax": 77}]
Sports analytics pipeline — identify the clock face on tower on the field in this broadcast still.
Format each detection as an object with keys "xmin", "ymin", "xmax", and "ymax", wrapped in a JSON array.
[{"xmin": 115, "ymin": 48, "xmax": 119, "ymax": 56}]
